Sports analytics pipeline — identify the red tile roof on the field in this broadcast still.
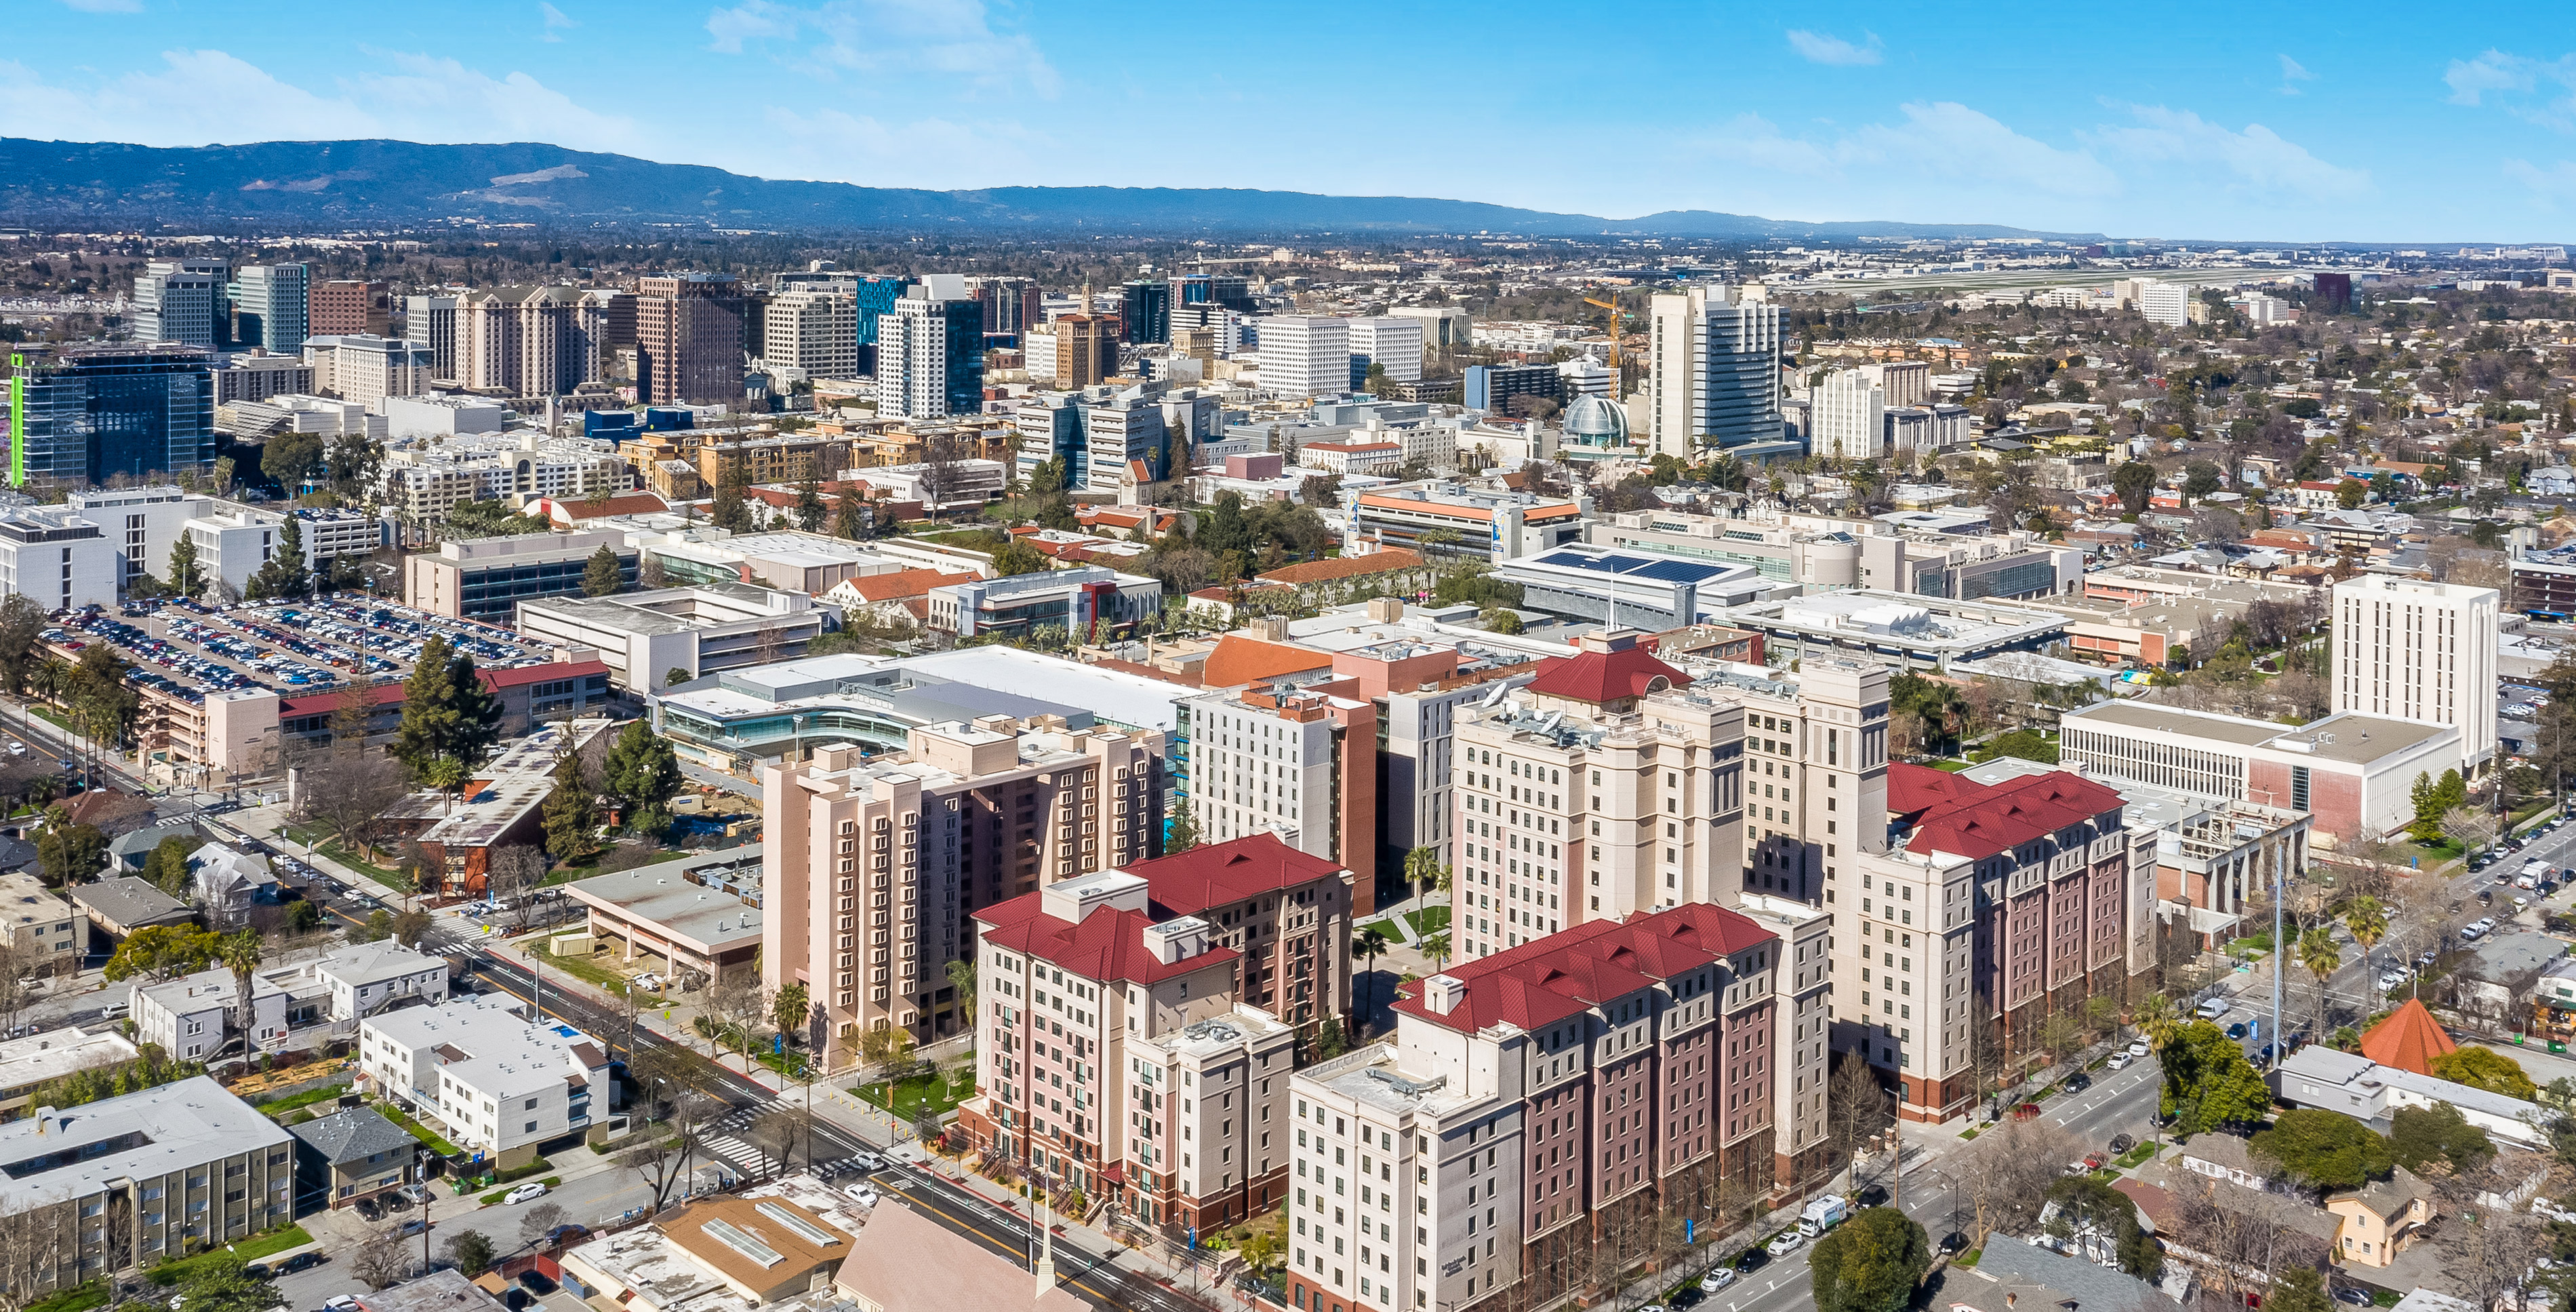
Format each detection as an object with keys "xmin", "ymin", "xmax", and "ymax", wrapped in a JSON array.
[
  {"xmin": 1522, "ymin": 642, "xmax": 1690, "ymax": 704},
  {"xmin": 481, "ymin": 658, "xmax": 610, "ymax": 690},
  {"xmin": 1121, "ymin": 833, "xmax": 1348, "ymax": 917},
  {"xmin": 278, "ymin": 681, "xmax": 406, "ymax": 717},
  {"xmin": 1888, "ymin": 762, "xmax": 2125, "ymax": 862},
  {"xmin": 971, "ymin": 895, "xmax": 1240, "ymax": 985},
  {"xmin": 534, "ymin": 491, "xmax": 668, "ymax": 522},
  {"xmin": 1253, "ymin": 549, "xmax": 1424, "ymax": 587},
  {"xmin": 2359, "ymin": 997, "xmax": 2457, "ymax": 1076},
  {"xmin": 1390, "ymin": 903, "xmax": 1775, "ymax": 1035},
  {"xmin": 843, "ymin": 568, "xmax": 974, "ymax": 603},
  {"xmin": 1200, "ymin": 635, "xmax": 1332, "ymax": 688}
]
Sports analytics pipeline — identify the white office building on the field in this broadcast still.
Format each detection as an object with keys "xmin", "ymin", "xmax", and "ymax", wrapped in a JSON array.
[
  {"xmin": 1257, "ymin": 316, "xmax": 1352, "ymax": 398},
  {"xmin": 134, "ymin": 260, "xmax": 227, "ymax": 350},
  {"xmin": 1647, "ymin": 285, "xmax": 1784, "ymax": 458},
  {"xmin": 2137, "ymin": 281, "xmax": 2192, "ymax": 328},
  {"xmin": 761, "ymin": 290, "xmax": 858, "ymax": 383},
  {"xmin": 1346, "ymin": 316, "xmax": 1424, "ymax": 384},
  {"xmin": 0, "ymin": 506, "xmax": 117, "ymax": 610},
  {"xmin": 2331, "ymin": 575, "xmax": 2501, "ymax": 770},
  {"xmin": 304, "ymin": 334, "xmax": 435, "ymax": 406}
]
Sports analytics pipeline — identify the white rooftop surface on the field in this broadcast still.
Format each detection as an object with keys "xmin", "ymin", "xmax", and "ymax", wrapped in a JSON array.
[
  {"xmin": 365, "ymin": 994, "xmax": 604, "ymax": 1102},
  {"xmin": 0, "ymin": 1075, "xmax": 291, "ymax": 1211},
  {"xmin": 0, "ymin": 1025, "xmax": 139, "ymax": 1091},
  {"xmin": 1750, "ymin": 589, "xmax": 2062, "ymax": 643},
  {"xmin": 896, "ymin": 647, "xmax": 1190, "ymax": 734}
]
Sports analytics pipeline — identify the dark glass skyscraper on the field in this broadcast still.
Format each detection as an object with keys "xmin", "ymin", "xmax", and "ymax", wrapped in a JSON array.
[
  {"xmin": 7, "ymin": 344, "xmax": 216, "ymax": 487},
  {"xmin": 1121, "ymin": 279, "xmax": 1170, "ymax": 346}
]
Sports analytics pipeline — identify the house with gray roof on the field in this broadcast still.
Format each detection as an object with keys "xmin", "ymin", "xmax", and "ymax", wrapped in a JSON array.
[
  {"xmin": 287, "ymin": 1105, "xmax": 422, "ymax": 1211},
  {"xmin": 70, "ymin": 875, "xmax": 193, "ymax": 938},
  {"xmin": 1955, "ymin": 1239, "xmax": 2185, "ymax": 1312}
]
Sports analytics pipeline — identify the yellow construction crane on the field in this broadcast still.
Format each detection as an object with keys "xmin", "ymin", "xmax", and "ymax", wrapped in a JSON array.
[{"xmin": 1583, "ymin": 294, "xmax": 1626, "ymax": 378}]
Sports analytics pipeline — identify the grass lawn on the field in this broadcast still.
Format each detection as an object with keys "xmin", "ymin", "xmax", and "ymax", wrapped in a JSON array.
[
  {"xmin": 254, "ymin": 1081, "xmax": 352, "ymax": 1115},
  {"xmin": 377, "ymin": 1102, "xmax": 461, "ymax": 1157},
  {"xmin": 148, "ymin": 1226, "xmax": 312, "ymax": 1284},
  {"xmin": 533, "ymin": 945, "xmax": 632, "ymax": 997},
  {"xmin": 283, "ymin": 825, "xmax": 411, "ymax": 893},
  {"xmin": 1403, "ymin": 905, "xmax": 1449, "ymax": 936},
  {"xmin": 853, "ymin": 1067, "xmax": 976, "ymax": 1121}
]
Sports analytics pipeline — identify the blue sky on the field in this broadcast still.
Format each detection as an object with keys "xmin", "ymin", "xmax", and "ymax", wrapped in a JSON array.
[{"xmin": 5, "ymin": 0, "xmax": 2575, "ymax": 243}]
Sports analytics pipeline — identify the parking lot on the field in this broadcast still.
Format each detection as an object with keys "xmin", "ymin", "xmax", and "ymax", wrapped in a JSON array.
[{"xmin": 47, "ymin": 596, "xmax": 561, "ymax": 704}]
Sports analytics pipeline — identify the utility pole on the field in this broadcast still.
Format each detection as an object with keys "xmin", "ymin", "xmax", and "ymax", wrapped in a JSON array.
[{"xmin": 2272, "ymin": 858, "xmax": 2285, "ymax": 1069}]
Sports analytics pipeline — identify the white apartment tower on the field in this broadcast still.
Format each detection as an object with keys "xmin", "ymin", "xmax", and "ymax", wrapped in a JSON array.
[
  {"xmin": 1809, "ymin": 367, "xmax": 1885, "ymax": 460},
  {"xmin": 2331, "ymin": 575, "xmax": 2500, "ymax": 771},
  {"xmin": 2137, "ymin": 281, "xmax": 2192, "ymax": 328},
  {"xmin": 1344, "ymin": 316, "xmax": 1424, "ymax": 384},
  {"xmin": 1647, "ymin": 285, "xmax": 1785, "ymax": 459},
  {"xmin": 762, "ymin": 290, "xmax": 858, "ymax": 383},
  {"xmin": 1258, "ymin": 316, "xmax": 1353, "ymax": 398}
]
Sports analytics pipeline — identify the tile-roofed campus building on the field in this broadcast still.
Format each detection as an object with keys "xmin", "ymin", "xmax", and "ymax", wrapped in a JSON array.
[
  {"xmin": 1840, "ymin": 761, "xmax": 2156, "ymax": 1123},
  {"xmin": 1112, "ymin": 833, "xmax": 1356, "ymax": 1027},
  {"xmin": 957, "ymin": 868, "xmax": 1301, "ymax": 1234},
  {"xmin": 1181, "ymin": 674, "xmax": 1383, "ymax": 911},
  {"xmin": 1287, "ymin": 900, "xmax": 1828, "ymax": 1312}
]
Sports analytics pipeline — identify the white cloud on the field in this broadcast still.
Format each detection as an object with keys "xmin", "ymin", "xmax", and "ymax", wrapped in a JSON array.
[
  {"xmin": 2447, "ymin": 49, "xmax": 2537, "ymax": 105},
  {"xmin": 1785, "ymin": 29, "xmax": 1880, "ymax": 66},
  {"xmin": 57, "ymin": 0, "xmax": 142, "ymax": 12},
  {"xmin": 1683, "ymin": 103, "xmax": 2117, "ymax": 201},
  {"xmin": 754, "ymin": 104, "xmax": 1048, "ymax": 186},
  {"xmin": 2278, "ymin": 54, "xmax": 2314, "ymax": 95},
  {"xmin": 704, "ymin": 0, "xmax": 1056, "ymax": 96},
  {"xmin": 0, "ymin": 48, "xmax": 636, "ymax": 155},
  {"xmin": 540, "ymin": 3, "xmax": 577, "ymax": 41},
  {"xmin": 2505, "ymin": 158, "xmax": 2576, "ymax": 200},
  {"xmin": 2090, "ymin": 104, "xmax": 2369, "ymax": 201}
]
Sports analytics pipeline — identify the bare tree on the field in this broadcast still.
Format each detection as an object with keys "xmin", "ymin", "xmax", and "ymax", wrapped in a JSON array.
[
  {"xmin": 622, "ymin": 1089, "xmax": 723, "ymax": 1212},
  {"xmin": 299, "ymin": 745, "xmax": 407, "ymax": 862},
  {"xmin": 1953, "ymin": 1115, "xmax": 2078, "ymax": 1248},
  {"xmin": 1826, "ymin": 1054, "xmax": 1893, "ymax": 1188},
  {"xmin": 350, "ymin": 1230, "xmax": 414, "ymax": 1290},
  {"xmin": 519, "ymin": 1201, "xmax": 567, "ymax": 1252},
  {"xmin": 0, "ymin": 941, "xmax": 31, "ymax": 1040},
  {"xmin": 748, "ymin": 1108, "xmax": 808, "ymax": 1176},
  {"xmin": 753, "ymin": 620, "xmax": 786, "ymax": 668},
  {"xmin": 485, "ymin": 845, "xmax": 549, "ymax": 932}
]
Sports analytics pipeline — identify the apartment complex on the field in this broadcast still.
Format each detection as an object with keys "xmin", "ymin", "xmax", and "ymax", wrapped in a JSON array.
[
  {"xmin": 876, "ymin": 287, "xmax": 984, "ymax": 420},
  {"xmin": 1840, "ymin": 764, "xmax": 2156, "ymax": 1123},
  {"xmin": 457, "ymin": 285, "xmax": 601, "ymax": 397},
  {"xmin": 1184, "ymin": 681, "xmax": 1382, "ymax": 913},
  {"xmin": 762, "ymin": 719, "xmax": 1164, "ymax": 1057},
  {"xmin": 959, "ymin": 868, "xmax": 1306, "ymax": 1232},
  {"xmin": 1119, "ymin": 832, "xmax": 1356, "ymax": 1028},
  {"xmin": 357, "ymin": 994, "xmax": 611, "ymax": 1168},
  {"xmin": 1262, "ymin": 317, "xmax": 1354, "ymax": 398},
  {"xmin": 0, "ymin": 1077, "xmax": 296, "ymax": 1292},
  {"xmin": 2329, "ymin": 574, "xmax": 2499, "ymax": 771},
  {"xmin": 1287, "ymin": 900, "xmax": 1823, "ymax": 1312}
]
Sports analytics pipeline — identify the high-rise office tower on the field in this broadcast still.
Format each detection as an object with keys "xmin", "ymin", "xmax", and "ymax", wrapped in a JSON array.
[
  {"xmin": 2331, "ymin": 575, "xmax": 2501, "ymax": 770},
  {"xmin": 1120, "ymin": 279, "xmax": 1170, "ymax": 346},
  {"xmin": 133, "ymin": 260, "xmax": 228, "ymax": 350},
  {"xmin": 1179, "ymin": 273, "xmax": 1255, "ymax": 313},
  {"xmin": 1345, "ymin": 316, "xmax": 1424, "ymax": 384},
  {"xmin": 403, "ymin": 294, "xmax": 459, "ymax": 379},
  {"xmin": 635, "ymin": 273, "xmax": 746, "ymax": 405},
  {"xmin": 457, "ymin": 285, "xmax": 599, "ymax": 397},
  {"xmin": 761, "ymin": 290, "xmax": 858, "ymax": 382},
  {"xmin": 1257, "ymin": 316, "xmax": 1351, "ymax": 398},
  {"xmin": 227, "ymin": 264, "xmax": 309, "ymax": 352},
  {"xmin": 1646, "ymin": 285, "xmax": 1784, "ymax": 458},
  {"xmin": 874, "ymin": 283, "xmax": 984, "ymax": 420},
  {"xmin": 9, "ymin": 344, "xmax": 216, "ymax": 487},
  {"xmin": 1049, "ymin": 314, "xmax": 1116, "ymax": 389},
  {"xmin": 308, "ymin": 280, "xmax": 390, "ymax": 336},
  {"xmin": 973, "ymin": 277, "xmax": 1041, "ymax": 344}
]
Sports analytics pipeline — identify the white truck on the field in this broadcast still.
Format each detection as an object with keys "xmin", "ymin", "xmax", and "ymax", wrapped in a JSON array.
[{"xmin": 1797, "ymin": 1195, "xmax": 1851, "ymax": 1237}]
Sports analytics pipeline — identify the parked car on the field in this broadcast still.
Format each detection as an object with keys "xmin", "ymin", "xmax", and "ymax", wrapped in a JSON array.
[
  {"xmin": 843, "ymin": 1182, "xmax": 880, "ymax": 1208},
  {"xmin": 504, "ymin": 1181, "xmax": 549, "ymax": 1206},
  {"xmin": 1700, "ymin": 1269, "xmax": 1738, "ymax": 1294},
  {"xmin": 395, "ymin": 1218, "xmax": 432, "ymax": 1238},
  {"xmin": 2224, "ymin": 1022, "xmax": 2249, "ymax": 1040},
  {"xmin": 2331, "ymin": 1289, "xmax": 2375, "ymax": 1307},
  {"xmin": 2014, "ymin": 1103, "xmax": 2042, "ymax": 1121},
  {"xmin": 1765, "ymin": 1231, "xmax": 1805, "ymax": 1258},
  {"xmin": 323, "ymin": 1298, "xmax": 360, "ymax": 1312},
  {"xmin": 2127, "ymin": 1039, "xmax": 2150, "ymax": 1057},
  {"xmin": 2107, "ymin": 1052, "xmax": 2132, "ymax": 1071},
  {"xmin": 275, "ymin": 1254, "xmax": 325, "ymax": 1275},
  {"xmin": 2065, "ymin": 1073, "xmax": 2092, "ymax": 1092},
  {"xmin": 2377, "ymin": 971, "xmax": 2404, "ymax": 990},
  {"xmin": 1735, "ymin": 1248, "xmax": 1769, "ymax": 1273}
]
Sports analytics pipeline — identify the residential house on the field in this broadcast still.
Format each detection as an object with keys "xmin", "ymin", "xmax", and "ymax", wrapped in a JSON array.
[
  {"xmin": 2327, "ymin": 1168, "xmax": 2431, "ymax": 1269},
  {"xmin": 288, "ymin": 1105, "xmax": 425, "ymax": 1211}
]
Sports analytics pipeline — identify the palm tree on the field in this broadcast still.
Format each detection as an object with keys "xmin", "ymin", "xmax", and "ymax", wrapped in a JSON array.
[
  {"xmin": 220, "ymin": 929, "xmax": 263, "ymax": 1058},
  {"xmin": 29, "ymin": 657, "xmax": 68, "ymax": 707},
  {"xmin": 1420, "ymin": 932, "xmax": 1451, "ymax": 974},
  {"xmin": 1351, "ymin": 926, "xmax": 1391, "ymax": 1034},
  {"xmin": 2133, "ymin": 991, "xmax": 2179, "ymax": 1052},
  {"xmin": 2299, "ymin": 926, "xmax": 2342, "ymax": 1045},
  {"xmin": 1401, "ymin": 846, "xmax": 1448, "ymax": 915},
  {"xmin": 2344, "ymin": 896, "xmax": 2389, "ymax": 976}
]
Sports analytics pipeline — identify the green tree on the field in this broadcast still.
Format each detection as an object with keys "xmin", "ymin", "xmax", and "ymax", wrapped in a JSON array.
[
  {"xmin": 1352, "ymin": 926, "xmax": 1390, "ymax": 1022},
  {"xmin": 2111, "ymin": 460, "xmax": 2158, "ymax": 514},
  {"xmin": 1163, "ymin": 795, "xmax": 1200, "ymax": 855},
  {"xmin": 541, "ymin": 742, "xmax": 597, "ymax": 863},
  {"xmin": 2344, "ymin": 896, "xmax": 2390, "ymax": 966},
  {"xmin": 1310, "ymin": 1018, "xmax": 1348, "ymax": 1061},
  {"xmin": 357, "ymin": 908, "xmax": 394, "ymax": 942},
  {"xmin": 2181, "ymin": 460, "xmax": 2223, "ymax": 503},
  {"xmin": 2266, "ymin": 1266, "xmax": 2333, "ymax": 1312},
  {"xmin": 391, "ymin": 635, "xmax": 505, "ymax": 780},
  {"xmin": 710, "ymin": 462, "xmax": 751, "ymax": 532},
  {"xmin": 284, "ymin": 898, "xmax": 323, "ymax": 934},
  {"xmin": 142, "ymin": 833, "xmax": 207, "ymax": 896},
  {"xmin": 1402, "ymin": 846, "xmax": 1449, "ymax": 911},
  {"xmin": 175, "ymin": 1256, "xmax": 286, "ymax": 1312},
  {"xmin": 2042, "ymin": 1176, "xmax": 2160, "ymax": 1277},
  {"xmin": 2158, "ymin": 1021, "xmax": 2272, "ymax": 1134},
  {"xmin": 795, "ymin": 472, "xmax": 828, "ymax": 532},
  {"xmin": 602, "ymin": 719, "xmax": 683, "ymax": 833},
  {"xmin": 1479, "ymin": 606, "xmax": 1524, "ymax": 635},
  {"xmin": 443, "ymin": 500, "xmax": 548, "ymax": 538},
  {"xmin": 2249, "ymin": 1108, "xmax": 2395, "ymax": 1190},
  {"xmin": 245, "ymin": 517, "xmax": 313, "ymax": 600},
  {"xmin": 772, "ymin": 980, "xmax": 811, "ymax": 1038},
  {"xmin": 2301, "ymin": 926, "xmax": 2341, "ymax": 1041},
  {"xmin": 2389, "ymin": 1101, "xmax": 2497, "ymax": 1176},
  {"xmin": 945, "ymin": 958, "xmax": 977, "ymax": 1025},
  {"xmin": 167, "ymin": 532, "xmax": 204, "ymax": 599},
  {"xmin": 667, "ymin": 667, "xmax": 693, "ymax": 688},
  {"xmin": 581, "ymin": 544, "xmax": 624, "ymax": 597},
  {"xmin": 2429, "ymin": 1046, "xmax": 2539, "ymax": 1100},
  {"xmin": 1809, "ymin": 1206, "xmax": 1931, "ymax": 1312},
  {"xmin": 102, "ymin": 924, "xmax": 224, "ymax": 980},
  {"xmin": 832, "ymin": 493, "xmax": 869, "ymax": 540},
  {"xmin": 2337, "ymin": 477, "xmax": 2368, "ymax": 510},
  {"xmin": 262, "ymin": 431, "xmax": 326, "ymax": 494},
  {"xmin": 992, "ymin": 536, "xmax": 1049, "ymax": 576},
  {"xmin": 1980, "ymin": 728, "xmax": 2058, "ymax": 764},
  {"xmin": 445, "ymin": 1229, "xmax": 495, "ymax": 1278},
  {"xmin": 36, "ymin": 812, "xmax": 106, "ymax": 888}
]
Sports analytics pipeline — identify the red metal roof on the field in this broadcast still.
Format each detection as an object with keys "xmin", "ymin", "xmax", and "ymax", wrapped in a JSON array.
[
  {"xmin": 973, "ymin": 894, "xmax": 1241, "ymax": 985},
  {"xmin": 1390, "ymin": 903, "xmax": 1775, "ymax": 1035},
  {"xmin": 1121, "ymin": 833, "xmax": 1348, "ymax": 917},
  {"xmin": 1889, "ymin": 761, "xmax": 2124, "ymax": 862},
  {"xmin": 1521, "ymin": 643, "xmax": 1691, "ymax": 704}
]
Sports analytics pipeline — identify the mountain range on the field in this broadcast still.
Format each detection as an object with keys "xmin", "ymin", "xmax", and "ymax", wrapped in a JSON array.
[{"xmin": 0, "ymin": 137, "xmax": 2093, "ymax": 242}]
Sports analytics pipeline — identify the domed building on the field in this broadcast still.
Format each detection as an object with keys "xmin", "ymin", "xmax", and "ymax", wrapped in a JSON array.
[{"xmin": 1561, "ymin": 393, "xmax": 1636, "ymax": 462}]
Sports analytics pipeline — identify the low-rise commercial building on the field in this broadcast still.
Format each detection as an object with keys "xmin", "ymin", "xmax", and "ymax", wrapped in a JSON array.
[
  {"xmin": 2059, "ymin": 700, "xmax": 2462, "ymax": 843},
  {"xmin": 403, "ymin": 530, "xmax": 639, "ymax": 624},
  {"xmin": 1346, "ymin": 484, "xmax": 1586, "ymax": 561},
  {"xmin": 517, "ymin": 584, "xmax": 823, "ymax": 692},
  {"xmin": 566, "ymin": 846, "xmax": 764, "ymax": 987},
  {"xmin": 0, "ymin": 1077, "xmax": 295, "ymax": 1292},
  {"xmin": 1717, "ymin": 590, "xmax": 2067, "ymax": 672},
  {"xmin": 926, "ymin": 565, "xmax": 1163, "ymax": 641},
  {"xmin": 380, "ymin": 719, "xmax": 612, "ymax": 896}
]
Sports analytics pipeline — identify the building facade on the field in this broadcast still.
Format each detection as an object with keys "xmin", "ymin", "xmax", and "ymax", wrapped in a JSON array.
[
  {"xmin": 1261, "ymin": 317, "xmax": 1354, "ymax": 399},
  {"xmin": 2330, "ymin": 575, "xmax": 2499, "ymax": 771},
  {"xmin": 876, "ymin": 290, "xmax": 985, "ymax": 420},
  {"xmin": 9, "ymin": 344, "xmax": 217, "ymax": 488},
  {"xmin": 1647, "ymin": 286, "xmax": 1784, "ymax": 459},
  {"xmin": 226, "ymin": 264, "xmax": 308, "ymax": 353},
  {"xmin": 637, "ymin": 273, "xmax": 746, "ymax": 405}
]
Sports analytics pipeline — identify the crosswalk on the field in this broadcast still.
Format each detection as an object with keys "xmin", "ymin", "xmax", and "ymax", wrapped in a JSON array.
[{"xmin": 691, "ymin": 1103, "xmax": 881, "ymax": 1185}]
